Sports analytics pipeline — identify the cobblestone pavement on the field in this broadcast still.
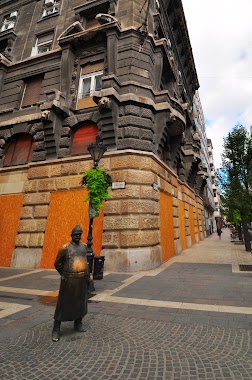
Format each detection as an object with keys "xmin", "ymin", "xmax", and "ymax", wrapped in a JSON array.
[
  {"xmin": 1, "ymin": 229, "xmax": 252, "ymax": 379},
  {"xmin": 2, "ymin": 313, "xmax": 252, "ymax": 380}
]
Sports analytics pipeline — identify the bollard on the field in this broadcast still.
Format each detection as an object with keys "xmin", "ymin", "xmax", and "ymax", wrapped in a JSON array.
[
  {"xmin": 86, "ymin": 253, "xmax": 95, "ymax": 292},
  {"xmin": 86, "ymin": 253, "xmax": 94, "ymax": 276},
  {"xmin": 93, "ymin": 256, "xmax": 105, "ymax": 280}
]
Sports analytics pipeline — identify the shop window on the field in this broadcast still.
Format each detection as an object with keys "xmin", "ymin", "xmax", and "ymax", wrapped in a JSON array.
[
  {"xmin": 1, "ymin": 12, "xmax": 18, "ymax": 32},
  {"xmin": 3, "ymin": 134, "xmax": 34, "ymax": 167},
  {"xmin": 42, "ymin": 0, "xmax": 60, "ymax": 18},
  {"xmin": 21, "ymin": 75, "xmax": 44, "ymax": 108},
  {"xmin": 71, "ymin": 124, "xmax": 98, "ymax": 156},
  {"xmin": 31, "ymin": 33, "xmax": 53, "ymax": 56}
]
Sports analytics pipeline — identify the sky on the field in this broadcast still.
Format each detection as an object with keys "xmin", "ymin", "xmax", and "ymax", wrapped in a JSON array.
[{"xmin": 182, "ymin": 0, "xmax": 252, "ymax": 168}]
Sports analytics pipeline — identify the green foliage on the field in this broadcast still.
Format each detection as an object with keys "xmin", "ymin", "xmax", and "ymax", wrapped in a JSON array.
[
  {"xmin": 219, "ymin": 125, "xmax": 252, "ymax": 224},
  {"xmin": 222, "ymin": 125, "xmax": 252, "ymax": 190},
  {"xmin": 231, "ymin": 209, "xmax": 242, "ymax": 225},
  {"xmin": 81, "ymin": 167, "xmax": 112, "ymax": 218}
]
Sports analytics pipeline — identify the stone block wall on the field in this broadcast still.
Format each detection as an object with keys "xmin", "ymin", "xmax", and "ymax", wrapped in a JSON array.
[{"xmin": 0, "ymin": 150, "xmax": 204, "ymax": 270}]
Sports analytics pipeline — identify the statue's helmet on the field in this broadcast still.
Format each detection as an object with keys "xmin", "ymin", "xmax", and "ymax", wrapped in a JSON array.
[{"xmin": 71, "ymin": 225, "xmax": 83, "ymax": 235}]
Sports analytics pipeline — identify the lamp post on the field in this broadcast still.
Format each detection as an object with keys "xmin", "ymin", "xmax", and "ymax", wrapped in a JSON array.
[
  {"xmin": 86, "ymin": 135, "xmax": 107, "ymax": 292},
  {"xmin": 87, "ymin": 135, "xmax": 107, "ymax": 169}
]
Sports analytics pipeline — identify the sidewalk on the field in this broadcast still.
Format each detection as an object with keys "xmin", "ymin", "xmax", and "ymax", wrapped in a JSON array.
[{"xmin": 1, "ymin": 229, "xmax": 252, "ymax": 379}]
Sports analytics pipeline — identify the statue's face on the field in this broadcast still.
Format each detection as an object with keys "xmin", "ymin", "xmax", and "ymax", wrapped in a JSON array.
[{"xmin": 71, "ymin": 233, "xmax": 82, "ymax": 243}]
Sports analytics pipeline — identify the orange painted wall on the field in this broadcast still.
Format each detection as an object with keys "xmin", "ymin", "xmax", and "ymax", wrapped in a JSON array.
[
  {"xmin": 195, "ymin": 208, "xmax": 201, "ymax": 240},
  {"xmin": 0, "ymin": 194, "xmax": 24, "ymax": 267},
  {"xmin": 40, "ymin": 189, "xmax": 104, "ymax": 269},
  {"xmin": 159, "ymin": 191, "xmax": 175, "ymax": 262},
  {"xmin": 178, "ymin": 200, "xmax": 187, "ymax": 251},
  {"xmin": 189, "ymin": 204, "xmax": 196, "ymax": 245}
]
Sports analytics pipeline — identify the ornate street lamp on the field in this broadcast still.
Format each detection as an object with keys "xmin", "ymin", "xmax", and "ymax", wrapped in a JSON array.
[
  {"xmin": 87, "ymin": 135, "xmax": 107, "ymax": 168},
  {"xmin": 86, "ymin": 135, "xmax": 107, "ymax": 292}
]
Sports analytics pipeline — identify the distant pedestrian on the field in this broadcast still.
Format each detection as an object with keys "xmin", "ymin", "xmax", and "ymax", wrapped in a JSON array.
[
  {"xmin": 216, "ymin": 217, "xmax": 223, "ymax": 240},
  {"xmin": 52, "ymin": 225, "xmax": 89, "ymax": 342},
  {"xmin": 217, "ymin": 228, "xmax": 222, "ymax": 240}
]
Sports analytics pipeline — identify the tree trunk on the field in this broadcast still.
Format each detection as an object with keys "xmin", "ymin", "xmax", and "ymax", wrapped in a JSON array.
[
  {"xmin": 237, "ymin": 224, "xmax": 243, "ymax": 241},
  {"xmin": 241, "ymin": 219, "xmax": 251, "ymax": 252}
]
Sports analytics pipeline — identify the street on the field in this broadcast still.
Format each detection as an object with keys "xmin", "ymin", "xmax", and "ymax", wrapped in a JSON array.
[{"xmin": 1, "ymin": 229, "xmax": 252, "ymax": 379}]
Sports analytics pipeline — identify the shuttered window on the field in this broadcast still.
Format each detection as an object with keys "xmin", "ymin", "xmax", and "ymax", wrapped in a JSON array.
[
  {"xmin": 71, "ymin": 124, "xmax": 98, "ymax": 156},
  {"xmin": 81, "ymin": 62, "xmax": 104, "ymax": 75},
  {"xmin": 22, "ymin": 75, "xmax": 44, "ymax": 107},
  {"xmin": 3, "ymin": 134, "xmax": 34, "ymax": 167}
]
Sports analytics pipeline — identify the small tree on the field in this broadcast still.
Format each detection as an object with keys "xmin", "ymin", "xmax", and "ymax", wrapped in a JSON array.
[{"xmin": 219, "ymin": 125, "xmax": 252, "ymax": 251}]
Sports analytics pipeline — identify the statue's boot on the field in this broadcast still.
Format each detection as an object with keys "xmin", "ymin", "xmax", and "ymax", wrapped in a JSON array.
[
  {"xmin": 52, "ymin": 320, "xmax": 61, "ymax": 342},
  {"xmin": 74, "ymin": 318, "xmax": 86, "ymax": 332}
]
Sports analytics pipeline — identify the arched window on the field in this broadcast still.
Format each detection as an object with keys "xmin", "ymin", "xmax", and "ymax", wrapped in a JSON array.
[
  {"xmin": 3, "ymin": 134, "xmax": 34, "ymax": 167},
  {"xmin": 71, "ymin": 123, "xmax": 98, "ymax": 156}
]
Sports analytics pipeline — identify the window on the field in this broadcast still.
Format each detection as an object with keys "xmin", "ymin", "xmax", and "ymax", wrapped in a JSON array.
[
  {"xmin": 21, "ymin": 75, "xmax": 44, "ymax": 108},
  {"xmin": 78, "ymin": 71, "xmax": 103, "ymax": 99},
  {"xmin": 1, "ymin": 11, "xmax": 18, "ymax": 32},
  {"xmin": 31, "ymin": 33, "xmax": 53, "ymax": 56},
  {"xmin": 3, "ymin": 134, "xmax": 34, "ymax": 167},
  {"xmin": 42, "ymin": 0, "xmax": 60, "ymax": 18},
  {"xmin": 77, "ymin": 62, "xmax": 103, "ymax": 108},
  {"xmin": 71, "ymin": 124, "xmax": 98, "ymax": 156}
]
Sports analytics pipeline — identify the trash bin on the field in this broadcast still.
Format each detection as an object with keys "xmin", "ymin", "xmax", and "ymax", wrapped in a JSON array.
[
  {"xmin": 93, "ymin": 256, "xmax": 105, "ymax": 280},
  {"xmin": 86, "ymin": 254, "xmax": 94, "ymax": 276}
]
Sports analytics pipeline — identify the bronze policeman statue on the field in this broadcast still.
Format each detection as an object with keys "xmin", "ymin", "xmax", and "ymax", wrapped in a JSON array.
[{"xmin": 52, "ymin": 225, "xmax": 88, "ymax": 342}]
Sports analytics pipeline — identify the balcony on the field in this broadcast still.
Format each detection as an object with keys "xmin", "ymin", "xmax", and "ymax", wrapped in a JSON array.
[{"xmin": 203, "ymin": 196, "xmax": 215, "ymax": 211}]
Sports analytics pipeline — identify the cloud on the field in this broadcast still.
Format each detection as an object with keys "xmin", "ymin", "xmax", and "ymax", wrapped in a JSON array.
[{"xmin": 182, "ymin": 0, "xmax": 252, "ymax": 168}]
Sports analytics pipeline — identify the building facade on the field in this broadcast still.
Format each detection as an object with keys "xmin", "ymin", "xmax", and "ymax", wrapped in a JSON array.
[
  {"xmin": 193, "ymin": 92, "xmax": 215, "ymax": 237},
  {"xmin": 207, "ymin": 139, "xmax": 222, "ymax": 226},
  {"xmin": 0, "ymin": 0, "xmax": 206, "ymax": 271}
]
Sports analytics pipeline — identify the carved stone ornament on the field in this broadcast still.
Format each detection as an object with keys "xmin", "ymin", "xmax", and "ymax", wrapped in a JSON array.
[
  {"xmin": 41, "ymin": 110, "xmax": 50, "ymax": 121},
  {"xmin": 98, "ymin": 97, "xmax": 112, "ymax": 110},
  {"xmin": 0, "ymin": 138, "xmax": 5, "ymax": 148},
  {"xmin": 180, "ymin": 132, "xmax": 186, "ymax": 145},
  {"xmin": 193, "ymin": 132, "xmax": 200, "ymax": 141},
  {"xmin": 70, "ymin": 58, "xmax": 79, "ymax": 109},
  {"xmin": 95, "ymin": 13, "xmax": 120, "ymax": 27}
]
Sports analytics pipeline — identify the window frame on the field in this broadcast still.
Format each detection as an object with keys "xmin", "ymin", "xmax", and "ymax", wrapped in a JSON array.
[
  {"xmin": 21, "ymin": 75, "xmax": 44, "ymax": 108},
  {"xmin": 31, "ymin": 33, "xmax": 53, "ymax": 56},
  {"xmin": 41, "ymin": 0, "xmax": 61, "ymax": 18},
  {"xmin": 70, "ymin": 124, "xmax": 99, "ymax": 156},
  {"xmin": 78, "ymin": 70, "xmax": 103, "ymax": 99},
  {"xmin": 1, "ymin": 12, "xmax": 18, "ymax": 32},
  {"xmin": 3, "ymin": 134, "xmax": 34, "ymax": 167}
]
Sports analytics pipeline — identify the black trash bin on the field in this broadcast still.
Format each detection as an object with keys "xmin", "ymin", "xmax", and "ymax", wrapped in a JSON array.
[{"xmin": 93, "ymin": 256, "xmax": 105, "ymax": 280}]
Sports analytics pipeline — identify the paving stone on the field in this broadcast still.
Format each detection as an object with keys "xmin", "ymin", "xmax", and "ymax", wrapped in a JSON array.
[
  {"xmin": 1, "ymin": 313, "xmax": 252, "ymax": 379},
  {"xmin": 1, "ymin": 229, "xmax": 252, "ymax": 379}
]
